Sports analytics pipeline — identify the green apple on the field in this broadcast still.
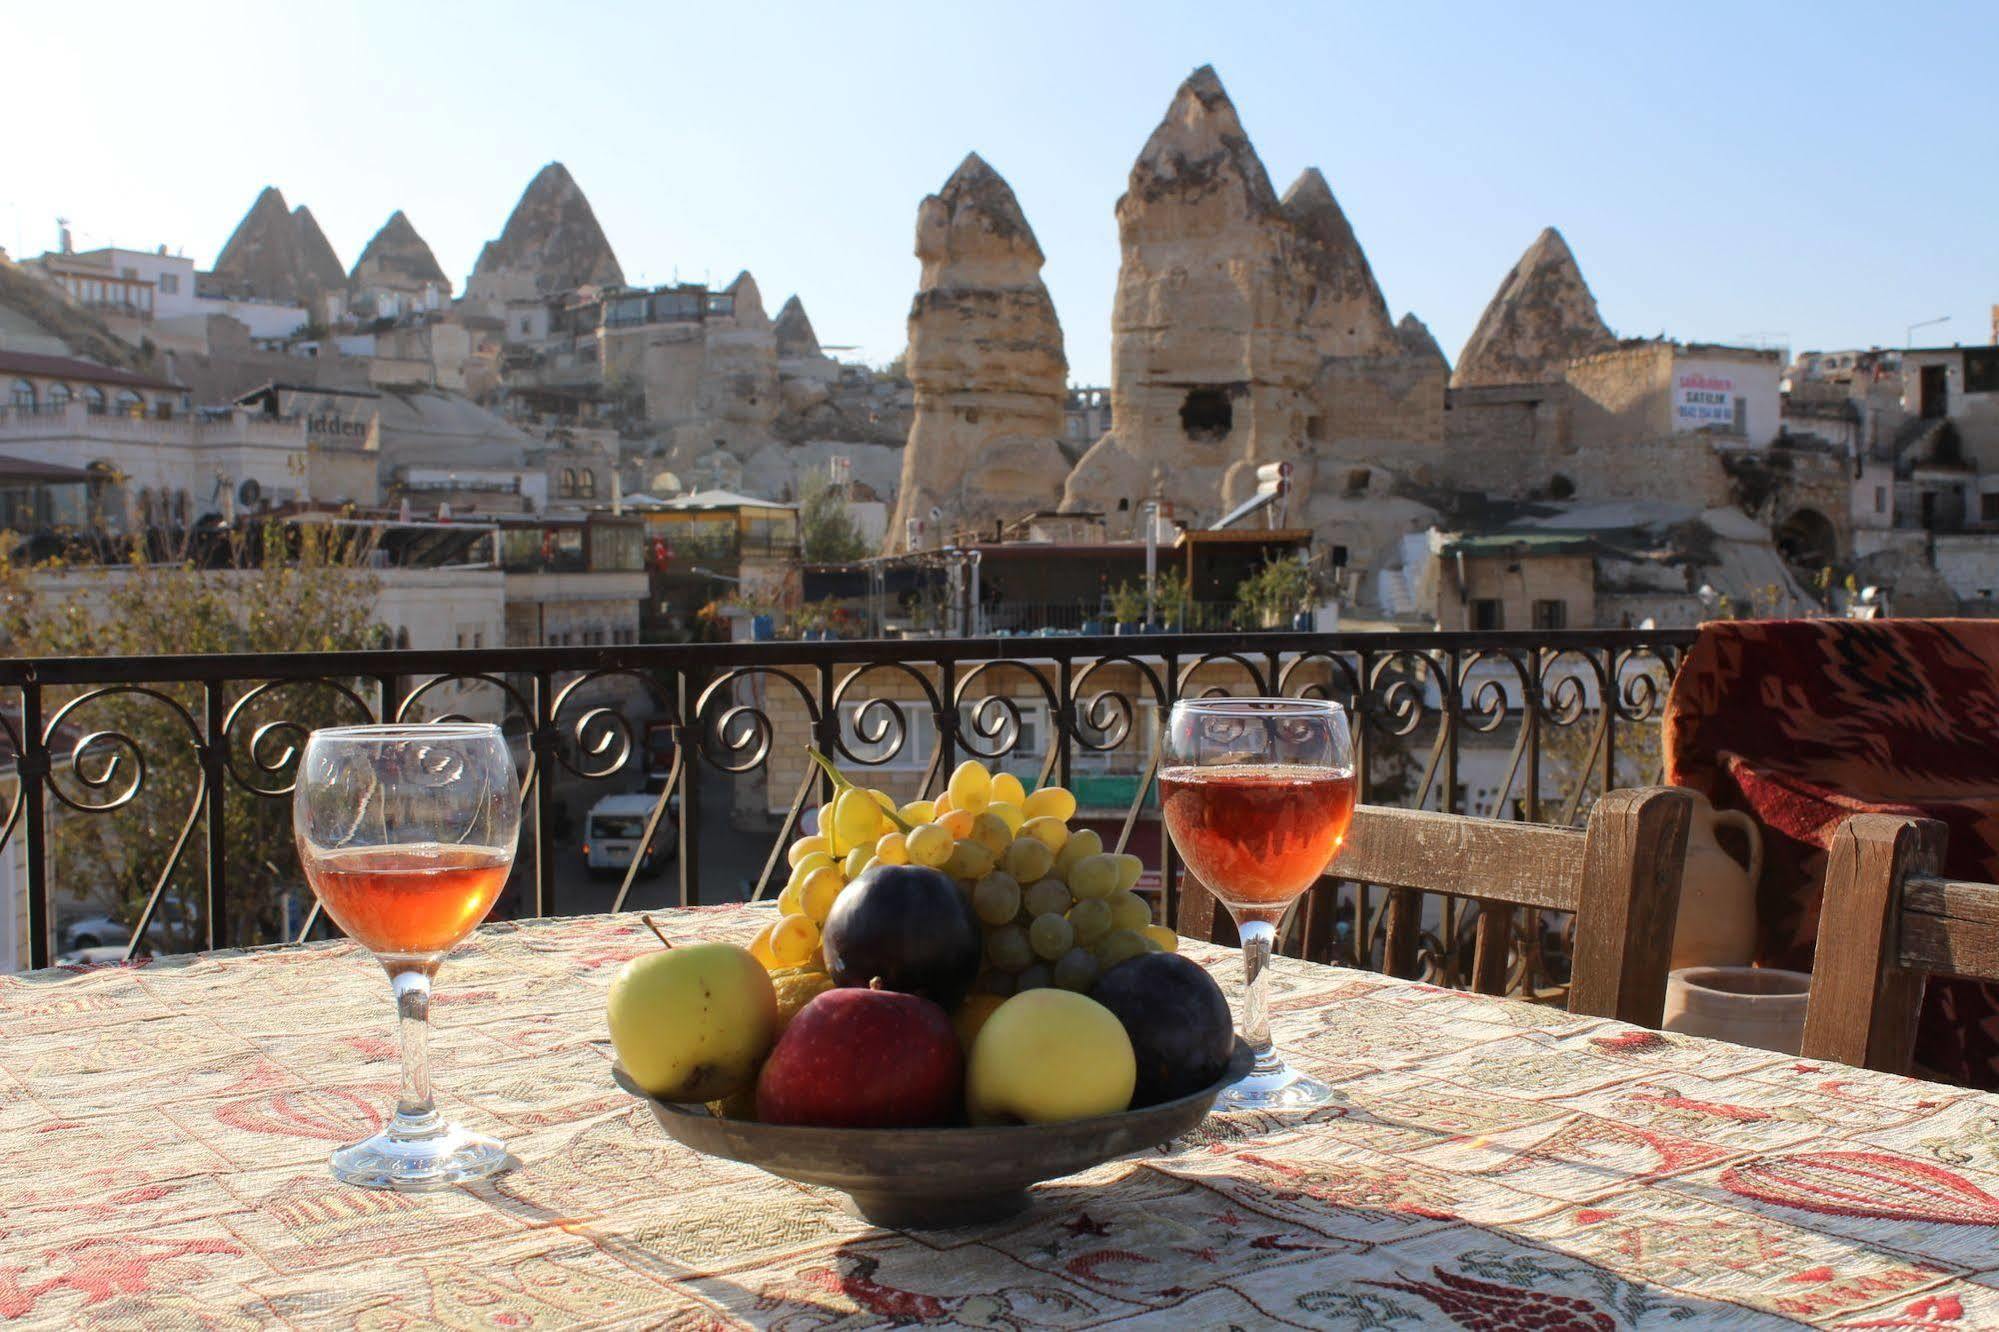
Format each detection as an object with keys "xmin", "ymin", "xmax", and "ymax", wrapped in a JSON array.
[
  {"xmin": 966, "ymin": 989, "xmax": 1135, "ymax": 1124},
  {"xmin": 607, "ymin": 942, "xmax": 777, "ymax": 1101}
]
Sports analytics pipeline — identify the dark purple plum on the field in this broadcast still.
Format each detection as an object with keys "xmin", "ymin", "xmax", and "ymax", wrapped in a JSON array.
[
  {"xmin": 1091, "ymin": 952, "xmax": 1234, "ymax": 1106},
  {"xmin": 823, "ymin": 864, "xmax": 983, "ymax": 1008}
]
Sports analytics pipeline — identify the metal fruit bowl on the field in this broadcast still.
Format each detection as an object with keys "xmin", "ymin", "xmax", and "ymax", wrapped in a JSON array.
[{"xmin": 614, "ymin": 1039, "xmax": 1253, "ymax": 1229}]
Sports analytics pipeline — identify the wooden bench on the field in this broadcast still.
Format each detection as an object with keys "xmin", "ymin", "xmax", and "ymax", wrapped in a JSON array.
[
  {"xmin": 1800, "ymin": 813, "xmax": 1999, "ymax": 1075},
  {"xmin": 1176, "ymin": 787, "xmax": 1694, "ymax": 1025}
]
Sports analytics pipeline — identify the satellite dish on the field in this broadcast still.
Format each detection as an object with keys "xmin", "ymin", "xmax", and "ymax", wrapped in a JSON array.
[{"xmin": 237, "ymin": 478, "xmax": 262, "ymax": 508}]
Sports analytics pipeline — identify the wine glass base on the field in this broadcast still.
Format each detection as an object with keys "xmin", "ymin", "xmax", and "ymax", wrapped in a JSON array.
[
  {"xmin": 1217, "ymin": 1055, "xmax": 1339, "ymax": 1113},
  {"xmin": 330, "ymin": 1115, "xmax": 507, "ymax": 1191}
]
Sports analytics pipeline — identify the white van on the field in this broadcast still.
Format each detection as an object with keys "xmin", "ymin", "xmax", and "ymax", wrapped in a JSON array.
[{"xmin": 583, "ymin": 792, "xmax": 677, "ymax": 877}]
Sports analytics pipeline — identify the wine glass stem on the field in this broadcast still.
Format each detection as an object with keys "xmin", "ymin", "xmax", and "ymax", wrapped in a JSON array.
[
  {"xmin": 1235, "ymin": 915, "xmax": 1279, "ymax": 1071},
  {"xmin": 392, "ymin": 969, "xmax": 437, "ymax": 1128}
]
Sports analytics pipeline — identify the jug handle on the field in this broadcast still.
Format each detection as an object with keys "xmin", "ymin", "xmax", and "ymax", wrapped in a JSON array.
[{"xmin": 1712, "ymin": 809, "xmax": 1764, "ymax": 888}]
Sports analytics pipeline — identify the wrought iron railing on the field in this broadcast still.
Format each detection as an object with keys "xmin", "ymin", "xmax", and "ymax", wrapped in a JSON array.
[{"xmin": 0, "ymin": 627, "xmax": 1697, "ymax": 994}]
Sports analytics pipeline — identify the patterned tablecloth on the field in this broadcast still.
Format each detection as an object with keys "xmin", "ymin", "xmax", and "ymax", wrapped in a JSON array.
[{"xmin": 4, "ymin": 907, "xmax": 1999, "ymax": 1329}]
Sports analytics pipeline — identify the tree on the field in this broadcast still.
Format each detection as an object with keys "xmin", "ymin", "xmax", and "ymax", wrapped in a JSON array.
[
  {"xmin": 0, "ymin": 524, "xmax": 385, "ymax": 950},
  {"xmin": 799, "ymin": 474, "xmax": 870, "ymax": 562}
]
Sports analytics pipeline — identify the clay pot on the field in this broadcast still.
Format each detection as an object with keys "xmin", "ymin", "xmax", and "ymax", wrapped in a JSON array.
[
  {"xmin": 1670, "ymin": 791, "xmax": 1763, "ymax": 971},
  {"xmin": 1662, "ymin": 966, "xmax": 1810, "ymax": 1054}
]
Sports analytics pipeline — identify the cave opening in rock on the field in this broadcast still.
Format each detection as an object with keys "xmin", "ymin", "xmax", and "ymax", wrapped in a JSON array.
[{"xmin": 1179, "ymin": 388, "xmax": 1233, "ymax": 442}]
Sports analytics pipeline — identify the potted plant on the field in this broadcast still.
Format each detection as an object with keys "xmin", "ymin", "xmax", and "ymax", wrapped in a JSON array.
[
  {"xmin": 1234, "ymin": 554, "xmax": 1318, "ymax": 631},
  {"xmin": 1154, "ymin": 569, "xmax": 1190, "ymax": 632},
  {"xmin": 1108, "ymin": 580, "xmax": 1146, "ymax": 635}
]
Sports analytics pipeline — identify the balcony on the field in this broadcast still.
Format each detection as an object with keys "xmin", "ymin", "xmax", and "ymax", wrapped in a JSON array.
[{"xmin": 0, "ymin": 626, "xmax": 1692, "ymax": 1000}]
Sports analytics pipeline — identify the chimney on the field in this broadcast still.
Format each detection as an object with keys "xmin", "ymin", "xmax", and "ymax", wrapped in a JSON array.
[{"xmin": 58, "ymin": 222, "xmax": 72, "ymax": 254}]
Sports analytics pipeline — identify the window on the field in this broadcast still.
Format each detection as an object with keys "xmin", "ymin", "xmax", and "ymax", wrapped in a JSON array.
[
  {"xmin": 114, "ymin": 390, "xmax": 142, "ymax": 418},
  {"xmin": 8, "ymin": 380, "xmax": 33, "ymax": 410},
  {"xmin": 1876, "ymin": 486, "xmax": 1888, "ymax": 514},
  {"xmin": 158, "ymin": 273, "xmax": 179, "ymax": 295},
  {"xmin": 473, "ymin": 632, "xmax": 484, "ymax": 649},
  {"xmin": 518, "ymin": 317, "xmax": 531, "ymax": 336},
  {"xmin": 1532, "ymin": 599, "xmax": 1568, "ymax": 630},
  {"xmin": 558, "ymin": 467, "xmax": 578, "ymax": 499},
  {"xmin": 1470, "ymin": 599, "xmax": 1504, "ymax": 631},
  {"xmin": 82, "ymin": 386, "xmax": 105, "ymax": 415},
  {"xmin": 577, "ymin": 470, "xmax": 597, "ymax": 498},
  {"xmin": 1968, "ymin": 350, "xmax": 1999, "ymax": 395},
  {"xmin": 46, "ymin": 383, "xmax": 69, "ymax": 410},
  {"xmin": 1983, "ymin": 492, "xmax": 1999, "ymax": 524},
  {"xmin": 1732, "ymin": 396, "xmax": 1748, "ymax": 435},
  {"xmin": 1179, "ymin": 388, "xmax": 1233, "ymax": 441}
]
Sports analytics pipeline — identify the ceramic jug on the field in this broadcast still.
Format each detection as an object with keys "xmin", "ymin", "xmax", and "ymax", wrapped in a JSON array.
[{"xmin": 1669, "ymin": 791, "xmax": 1762, "ymax": 970}]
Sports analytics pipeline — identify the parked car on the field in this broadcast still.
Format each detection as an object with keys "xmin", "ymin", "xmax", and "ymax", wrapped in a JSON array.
[
  {"xmin": 60, "ymin": 915, "xmax": 130, "ymax": 952},
  {"xmin": 58, "ymin": 900, "xmax": 200, "ymax": 955},
  {"xmin": 583, "ymin": 793, "xmax": 678, "ymax": 878}
]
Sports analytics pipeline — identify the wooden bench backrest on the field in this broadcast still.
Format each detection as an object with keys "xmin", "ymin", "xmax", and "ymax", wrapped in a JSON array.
[
  {"xmin": 1177, "ymin": 787, "xmax": 1692, "ymax": 1026},
  {"xmin": 1800, "ymin": 813, "xmax": 1999, "ymax": 1074}
]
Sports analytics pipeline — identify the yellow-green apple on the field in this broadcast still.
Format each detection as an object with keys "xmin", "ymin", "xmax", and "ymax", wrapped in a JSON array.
[
  {"xmin": 966, "ymin": 990, "xmax": 1135, "ymax": 1124},
  {"xmin": 607, "ymin": 942, "xmax": 776, "ymax": 1101}
]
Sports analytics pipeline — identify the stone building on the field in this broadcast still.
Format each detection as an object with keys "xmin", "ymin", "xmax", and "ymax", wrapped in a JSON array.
[{"xmin": 887, "ymin": 153, "xmax": 1069, "ymax": 550}]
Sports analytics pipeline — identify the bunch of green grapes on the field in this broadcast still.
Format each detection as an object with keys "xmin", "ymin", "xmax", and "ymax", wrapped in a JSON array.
[
  {"xmin": 752, "ymin": 755, "xmax": 1179, "ymax": 990},
  {"xmin": 750, "ymin": 778, "xmax": 908, "ymax": 972},
  {"xmin": 913, "ymin": 759, "xmax": 1177, "ymax": 997}
]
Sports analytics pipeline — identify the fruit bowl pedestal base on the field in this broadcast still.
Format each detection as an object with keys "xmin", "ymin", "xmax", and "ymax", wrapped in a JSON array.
[{"xmin": 842, "ymin": 1188, "xmax": 1030, "ymax": 1230}]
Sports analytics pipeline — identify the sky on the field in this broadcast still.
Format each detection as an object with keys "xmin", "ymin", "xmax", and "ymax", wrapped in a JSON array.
[{"xmin": 6, "ymin": 1, "xmax": 1996, "ymax": 383}]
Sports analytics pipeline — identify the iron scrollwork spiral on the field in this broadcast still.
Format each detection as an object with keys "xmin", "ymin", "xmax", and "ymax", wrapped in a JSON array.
[
  {"xmin": 549, "ymin": 668, "xmax": 677, "ymax": 781},
  {"xmin": 828, "ymin": 661, "xmax": 943, "ymax": 771},
  {"xmin": 695, "ymin": 667, "xmax": 818, "ymax": 774},
  {"xmin": 222, "ymin": 678, "xmax": 378, "ymax": 798},
  {"xmin": 951, "ymin": 659, "xmax": 1061, "ymax": 766}
]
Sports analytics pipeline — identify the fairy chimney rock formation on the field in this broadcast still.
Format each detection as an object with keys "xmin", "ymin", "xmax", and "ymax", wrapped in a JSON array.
[
  {"xmin": 1061, "ymin": 66, "xmax": 1327, "ymax": 526},
  {"xmin": 350, "ymin": 210, "xmax": 451, "ymax": 294},
  {"xmin": 773, "ymin": 296, "xmax": 820, "ymax": 359},
  {"xmin": 888, "ymin": 153, "xmax": 1069, "ymax": 551},
  {"xmin": 1451, "ymin": 227, "xmax": 1615, "ymax": 388},
  {"xmin": 472, "ymin": 162, "xmax": 624, "ymax": 294},
  {"xmin": 210, "ymin": 187, "xmax": 344, "ymax": 306},
  {"xmin": 1282, "ymin": 168, "xmax": 1397, "ymax": 359},
  {"xmin": 1396, "ymin": 313, "xmax": 1448, "ymax": 368},
  {"xmin": 290, "ymin": 206, "xmax": 348, "ymax": 297}
]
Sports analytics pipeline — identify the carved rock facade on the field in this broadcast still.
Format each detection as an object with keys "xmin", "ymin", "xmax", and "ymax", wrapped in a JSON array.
[{"xmin": 888, "ymin": 154, "xmax": 1069, "ymax": 551}]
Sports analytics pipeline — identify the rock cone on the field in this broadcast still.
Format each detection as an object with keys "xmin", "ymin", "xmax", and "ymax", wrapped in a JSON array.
[
  {"xmin": 773, "ymin": 296, "xmax": 819, "ymax": 359},
  {"xmin": 1282, "ymin": 168, "xmax": 1397, "ymax": 358},
  {"xmin": 350, "ymin": 210, "xmax": 450, "ymax": 292},
  {"xmin": 1062, "ymin": 65, "xmax": 1320, "ymax": 526},
  {"xmin": 290, "ymin": 207, "xmax": 348, "ymax": 296},
  {"xmin": 1451, "ymin": 227, "xmax": 1615, "ymax": 388},
  {"xmin": 211, "ymin": 187, "xmax": 344, "ymax": 305},
  {"xmin": 473, "ymin": 162, "xmax": 623, "ymax": 294},
  {"xmin": 888, "ymin": 153, "xmax": 1068, "ymax": 551}
]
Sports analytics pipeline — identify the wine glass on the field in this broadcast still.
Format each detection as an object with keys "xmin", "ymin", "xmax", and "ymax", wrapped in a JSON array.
[
  {"xmin": 294, "ymin": 723, "xmax": 520, "ymax": 1189},
  {"xmin": 1161, "ymin": 697, "xmax": 1356, "ymax": 1112}
]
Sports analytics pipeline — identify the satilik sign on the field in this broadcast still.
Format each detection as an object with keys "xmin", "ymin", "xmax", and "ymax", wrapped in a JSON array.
[{"xmin": 1674, "ymin": 372, "xmax": 1738, "ymax": 429}]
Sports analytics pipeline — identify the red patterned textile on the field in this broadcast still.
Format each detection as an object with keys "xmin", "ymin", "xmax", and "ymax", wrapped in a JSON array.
[{"xmin": 1663, "ymin": 618, "xmax": 1999, "ymax": 1085}]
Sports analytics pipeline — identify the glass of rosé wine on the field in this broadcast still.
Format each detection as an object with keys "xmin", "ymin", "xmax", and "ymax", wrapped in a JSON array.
[
  {"xmin": 294, "ymin": 723, "xmax": 519, "ymax": 1189},
  {"xmin": 1161, "ymin": 697, "xmax": 1356, "ymax": 1112}
]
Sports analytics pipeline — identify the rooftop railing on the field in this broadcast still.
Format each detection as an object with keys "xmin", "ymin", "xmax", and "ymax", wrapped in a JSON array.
[{"xmin": 0, "ymin": 626, "xmax": 1697, "ymax": 997}]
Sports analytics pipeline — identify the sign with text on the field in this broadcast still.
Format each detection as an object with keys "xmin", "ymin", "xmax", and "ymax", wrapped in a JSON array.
[{"xmin": 1674, "ymin": 372, "xmax": 1739, "ymax": 430}]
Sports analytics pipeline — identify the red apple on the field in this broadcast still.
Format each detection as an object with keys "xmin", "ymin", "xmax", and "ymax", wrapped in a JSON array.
[{"xmin": 755, "ymin": 986, "xmax": 961, "ymax": 1128}]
